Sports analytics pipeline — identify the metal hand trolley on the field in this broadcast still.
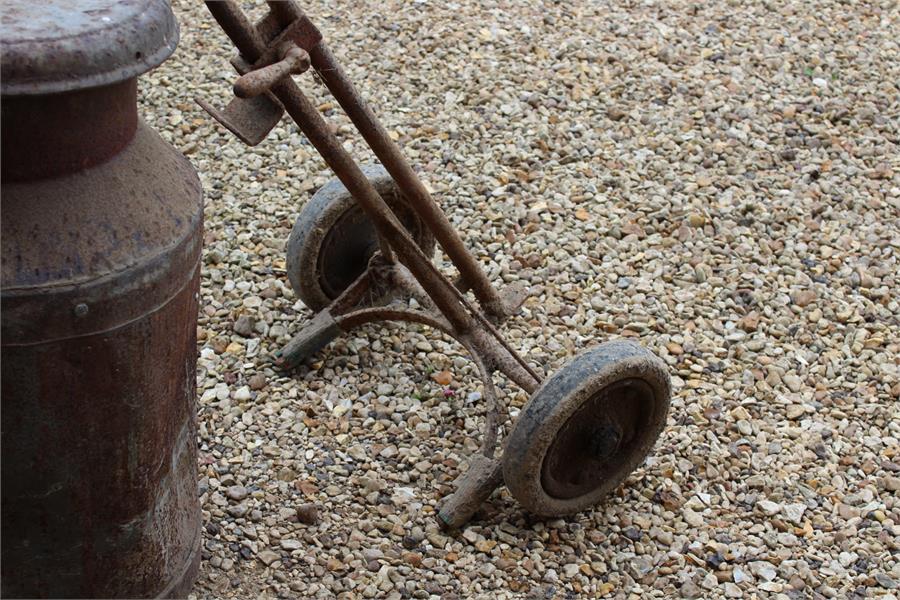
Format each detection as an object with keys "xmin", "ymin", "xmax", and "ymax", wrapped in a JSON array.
[{"xmin": 198, "ymin": 0, "xmax": 671, "ymax": 528}]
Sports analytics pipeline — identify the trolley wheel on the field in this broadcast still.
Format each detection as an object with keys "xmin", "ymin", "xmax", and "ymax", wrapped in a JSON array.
[
  {"xmin": 286, "ymin": 164, "xmax": 436, "ymax": 312},
  {"xmin": 502, "ymin": 340, "xmax": 671, "ymax": 517}
]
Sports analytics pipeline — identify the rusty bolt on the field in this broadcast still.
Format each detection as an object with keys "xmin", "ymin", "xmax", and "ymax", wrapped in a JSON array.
[
  {"xmin": 587, "ymin": 422, "xmax": 621, "ymax": 461},
  {"xmin": 233, "ymin": 45, "xmax": 310, "ymax": 99}
]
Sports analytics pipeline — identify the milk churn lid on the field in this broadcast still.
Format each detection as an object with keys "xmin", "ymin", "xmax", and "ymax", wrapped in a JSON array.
[{"xmin": 1, "ymin": 0, "xmax": 179, "ymax": 95}]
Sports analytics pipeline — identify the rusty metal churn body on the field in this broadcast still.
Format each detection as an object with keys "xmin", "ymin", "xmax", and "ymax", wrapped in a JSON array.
[{"xmin": 1, "ymin": 1, "xmax": 203, "ymax": 597}]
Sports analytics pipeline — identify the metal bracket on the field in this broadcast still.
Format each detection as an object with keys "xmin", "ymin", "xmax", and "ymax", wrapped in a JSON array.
[
  {"xmin": 273, "ymin": 259, "xmax": 442, "ymax": 370},
  {"xmin": 256, "ymin": 11, "xmax": 322, "ymax": 56},
  {"xmin": 196, "ymin": 94, "xmax": 283, "ymax": 146},
  {"xmin": 195, "ymin": 11, "xmax": 322, "ymax": 146}
]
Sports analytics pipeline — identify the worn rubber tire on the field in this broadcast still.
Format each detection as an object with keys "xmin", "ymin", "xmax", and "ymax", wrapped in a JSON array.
[
  {"xmin": 286, "ymin": 164, "xmax": 435, "ymax": 312},
  {"xmin": 502, "ymin": 340, "xmax": 671, "ymax": 517}
]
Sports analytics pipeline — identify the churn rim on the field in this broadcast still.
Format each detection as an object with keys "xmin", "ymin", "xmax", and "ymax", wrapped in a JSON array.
[{"xmin": 1, "ymin": 0, "xmax": 179, "ymax": 96}]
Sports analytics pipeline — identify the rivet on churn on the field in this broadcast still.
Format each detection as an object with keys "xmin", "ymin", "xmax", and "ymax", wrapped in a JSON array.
[{"xmin": 1, "ymin": 1, "xmax": 203, "ymax": 598}]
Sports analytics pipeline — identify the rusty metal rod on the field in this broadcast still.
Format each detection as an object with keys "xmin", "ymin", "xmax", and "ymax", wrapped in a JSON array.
[
  {"xmin": 268, "ymin": 1, "xmax": 507, "ymax": 320},
  {"xmin": 206, "ymin": 0, "xmax": 471, "ymax": 331},
  {"xmin": 471, "ymin": 355, "xmax": 501, "ymax": 457}
]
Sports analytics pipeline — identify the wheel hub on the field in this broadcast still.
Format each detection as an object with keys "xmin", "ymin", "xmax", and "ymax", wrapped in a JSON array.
[
  {"xmin": 587, "ymin": 421, "xmax": 622, "ymax": 461},
  {"xmin": 540, "ymin": 378, "xmax": 655, "ymax": 500}
]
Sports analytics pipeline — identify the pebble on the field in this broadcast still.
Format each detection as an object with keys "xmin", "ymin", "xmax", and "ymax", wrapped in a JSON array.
[
  {"xmin": 786, "ymin": 404, "xmax": 806, "ymax": 420},
  {"xmin": 783, "ymin": 374, "xmax": 803, "ymax": 393},
  {"xmin": 325, "ymin": 558, "xmax": 344, "ymax": 572},
  {"xmin": 792, "ymin": 290, "xmax": 816, "ymax": 307},
  {"xmin": 681, "ymin": 580, "xmax": 701, "ymax": 598},
  {"xmin": 751, "ymin": 562, "xmax": 777, "ymax": 582},
  {"xmin": 233, "ymin": 315, "xmax": 254, "ymax": 337},
  {"xmin": 226, "ymin": 502, "xmax": 248, "ymax": 518},
  {"xmin": 757, "ymin": 500, "xmax": 781, "ymax": 516},
  {"xmin": 683, "ymin": 508, "xmax": 704, "ymax": 527},
  {"xmin": 225, "ymin": 485, "xmax": 248, "ymax": 502},
  {"xmin": 296, "ymin": 503, "xmax": 319, "ymax": 525},
  {"xmin": 248, "ymin": 373, "xmax": 267, "ymax": 390},
  {"xmin": 883, "ymin": 476, "xmax": 900, "ymax": 492},
  {"xmin": 402, "ymin": 552, "xmax": 422, "ymax": 568},
  {"xmin": 688, "ymin": 213, "xmax": 706, "ymax": 228},
  {"xmin": 782, "ymin": 503, "xmax": 807, "ymax": 524}
]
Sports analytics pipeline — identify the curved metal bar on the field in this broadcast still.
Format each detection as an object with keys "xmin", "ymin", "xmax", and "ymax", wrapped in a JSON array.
[
  {"xmin": 467, "ymin": 352, "xmax": 503, "ymax": 458},
  {"xmin": 335, "ymin": 305, "xmax": 509, "ymax": 458},
  {"xmin": 334, "ymin": 306, "xmax": 454, "ymax": 336}
]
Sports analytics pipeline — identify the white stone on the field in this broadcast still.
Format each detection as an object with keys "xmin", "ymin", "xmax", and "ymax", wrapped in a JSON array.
[
  {"xmin": 683, "ymin": 508, "xmax": 704, "ymax": 527},
  {"xmin": 782, "ymin": 503, "xmax": 807, "ymax": 524},
  {"xmin": 757, "ymin": 500, "xmax": 781, "ymax": 515},
  {"xmin": 280, "ymin": 539, "xmax": 302, "ymax": 551},
  {"xmin": 563, "ymin": 563, "xmax": 580, "ymax": 578}
]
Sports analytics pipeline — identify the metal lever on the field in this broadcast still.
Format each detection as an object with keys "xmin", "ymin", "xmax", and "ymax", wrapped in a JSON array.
[{"xmin": 233, "ymin": 45, "xmax": 310, "ymax": 98}]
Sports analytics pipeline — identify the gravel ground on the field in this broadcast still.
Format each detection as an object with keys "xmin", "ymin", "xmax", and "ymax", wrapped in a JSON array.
[{"xmin": 141, "ymin": 1, "xmax": 899, "ymax": 598}]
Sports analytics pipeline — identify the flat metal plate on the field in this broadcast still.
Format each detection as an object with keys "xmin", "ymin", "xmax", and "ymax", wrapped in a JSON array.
[{"xmin": 196, "ymin": 94, "xmax": 283, "ymax": 146}]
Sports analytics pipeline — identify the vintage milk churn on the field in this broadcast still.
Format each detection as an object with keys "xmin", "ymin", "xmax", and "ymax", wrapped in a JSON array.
[{"xmin": 1, "ymin": 0, "xmax": 203, "ymax": 597}]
